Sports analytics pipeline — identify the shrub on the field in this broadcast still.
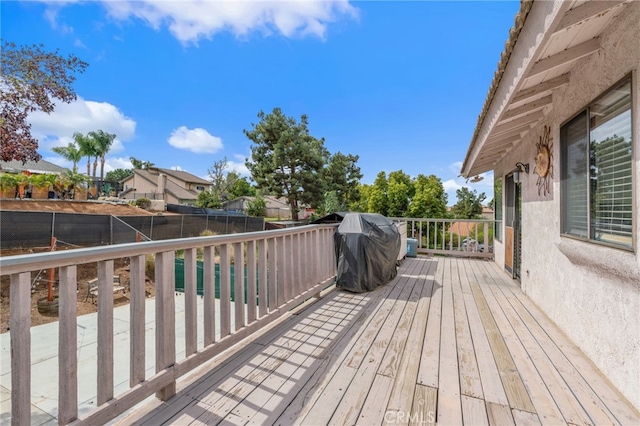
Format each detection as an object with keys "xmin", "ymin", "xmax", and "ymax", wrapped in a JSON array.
[{"xmin": 135, "ymin": 197, "xmax": 152, "ymax": 210}]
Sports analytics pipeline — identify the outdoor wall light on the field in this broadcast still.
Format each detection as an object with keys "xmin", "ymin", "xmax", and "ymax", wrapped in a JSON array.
[{"xmin": 512, "ymin": 162, "xmax": 530, "ymax": 183}]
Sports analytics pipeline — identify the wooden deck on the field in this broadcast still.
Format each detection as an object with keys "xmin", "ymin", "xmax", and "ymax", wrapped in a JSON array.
[{"xmin": 124, "ymin": 257, "xmax": 640, "ymax": 425}]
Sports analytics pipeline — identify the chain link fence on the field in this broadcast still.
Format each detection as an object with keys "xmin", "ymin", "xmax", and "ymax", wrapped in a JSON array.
[{"xmin": 0, "ymin": 211, "xmax": 264, "ymax": 250}]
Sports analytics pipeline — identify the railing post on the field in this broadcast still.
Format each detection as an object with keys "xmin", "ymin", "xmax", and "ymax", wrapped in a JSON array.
[
  {"xmin": 10, "ymin": 272, "xmax": 30, "ymax": 426},
  {"xmin": 97, "ymin": 260, "xmax": 114, "ymax": 405},
  {"xmin": 58, "ymin": 265, "xmax": 78, "ymax": 424},
  {"xmin": 130, "ymin": 255, "xmax": 146, "ymax": 387},
  {"xmin": 155, "ymin": 251, "xmax": 176, "ymax": 400}
]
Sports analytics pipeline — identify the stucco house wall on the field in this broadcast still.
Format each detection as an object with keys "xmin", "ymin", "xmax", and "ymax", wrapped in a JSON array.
[{"xmin": 492, "ymin": 2, "xmax": 639, "ymax": 409}]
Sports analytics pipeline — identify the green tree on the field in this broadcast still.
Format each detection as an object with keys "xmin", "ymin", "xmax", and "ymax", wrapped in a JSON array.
[
  {"xmin": 89, "ymin": 129, "xmax": 116, "ymax": 183},
  {"xmin": 324, "ymin": 152, "xmax": 362, "ymax": 209},
  {"xmin": 244, "ymin": 108, "xmax": 328, "ymax": 221},
  {"xmin": 52, "ymin": 142, "xmax": 83, "ymax": 172},
  {"xmin": 350, "ymin": 183, "xmax": 371, "ymax": 212},
  {"xmin": 206, "ymin": 157, "xmax": 240, "ymax": 204},
  {"xmin": 318, "ymin": 190, "xmax": 343, "ymax": 216},
  {"xmin": 451, "ymin": 187, "xmax": 486, "ymax": 219},
  {"xmin": 105, "ymin": 168, "xmax": 133, "ymax": 182},
  {"xmin": 387, "ymin": 170, "xmax": 413, "ymax": 217},
  {"xmin": 247, "ymin": 195, "xmax": 267, "ymax": 217},
  {"xmin": 229, "ymin": 177, "xmax": 256, "ymax": 199},
  {"xmin": 408, "ymin": 174, "xmax": 448, "ymax": 218},
  {"xmin": 1, "ymin": 41, "xmax": 88, "ymax": 163},
  {"xmin": 61, "ymin": 169, "xmax": 90, "ymax": 199},
  {"xmin": 195, "ymin": 190, "xmax": 221, "ymax": 209},
  {"xmin": 368, "ymin": 171, "xmax": 389, "ymax": 215},
  {"xmin": 130, "ymin": 157, "xmax": 154, "ymax": 170},
  {"xmin": 74, "ymin": 132, "xmax": 97, "ymax": 177}
]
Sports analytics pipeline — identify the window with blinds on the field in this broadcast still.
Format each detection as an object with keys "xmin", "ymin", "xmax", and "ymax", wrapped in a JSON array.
[{"xmin": 560, "ymin": 77, "xmax": 633, "ymax": 250}]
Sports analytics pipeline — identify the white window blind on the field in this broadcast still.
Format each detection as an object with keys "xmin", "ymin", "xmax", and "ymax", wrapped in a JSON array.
[{"xmin": 561, "ymin": 77, "xmax": 633, "ymax": 250}]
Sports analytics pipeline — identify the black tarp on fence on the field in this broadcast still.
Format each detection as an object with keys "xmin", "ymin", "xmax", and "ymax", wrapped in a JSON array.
[{"xmin": 1, "ymin": 210, "xmax": 264, "ymax": 249}]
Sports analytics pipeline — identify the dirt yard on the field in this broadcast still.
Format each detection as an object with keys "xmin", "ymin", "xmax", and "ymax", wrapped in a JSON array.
[
  {"xmin": 0, "ymin": 199, "xmax": 159, "ymax": 333},
  {"xmin": 0, "ymin": 198, "xmax": 157, "ymax": 216}
]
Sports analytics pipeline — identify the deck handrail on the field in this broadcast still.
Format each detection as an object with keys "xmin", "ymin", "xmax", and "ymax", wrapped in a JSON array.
[
  {"xmin": 390, "ymin": 217, "xmax": 496, "ymax": 259},
  {"xmin": 2, "ymin": 224, "xmax": 338, "ymax": 425}
]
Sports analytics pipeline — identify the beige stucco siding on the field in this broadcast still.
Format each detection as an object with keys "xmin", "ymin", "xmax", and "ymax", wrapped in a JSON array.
[{"xmin": 494, "ymin": 1, "xmax": 640, "ymax": 410}]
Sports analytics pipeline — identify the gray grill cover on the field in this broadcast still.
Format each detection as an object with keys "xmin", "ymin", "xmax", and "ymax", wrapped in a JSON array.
[{"xmin": 334, "ymin": 213, "xmax": 401, "ymax": 293}]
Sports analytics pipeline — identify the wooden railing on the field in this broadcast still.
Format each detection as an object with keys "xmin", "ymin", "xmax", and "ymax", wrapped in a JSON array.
[
  {"xmin": 1, "ymin": 224, "xmax": 337, "ymax": 425},
  {"xmin": 390, "ymin": 218, "xmax": 495, "ymax": 259}
]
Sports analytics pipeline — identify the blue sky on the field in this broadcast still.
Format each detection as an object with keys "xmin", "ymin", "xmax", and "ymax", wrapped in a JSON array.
[{"xmin": 3, "ymin": 0, "xmax": 521, "ymax": 204}]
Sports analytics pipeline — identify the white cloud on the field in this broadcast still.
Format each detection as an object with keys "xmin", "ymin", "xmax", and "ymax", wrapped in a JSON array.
[
  {"xmin": 28, "ymin": 96, "xmax": 136, "ymax": 152},
  {"xmin": 170, "ymin": 165, "xmax": 184, "ymax": 171},
  {"xmin": 443, "ymin": 179, "xmax": 462, "ymax": 192},
  {"xmin": 104, "ymin": 157, "xmax": 134, "ymax": 173},
  {"xmin": 101, "ymin": 0, "xmax": 358, "ymax": 43},
  {"xmin": 167, "ymin": 126, "xmax": 223, "ymax": 154},
  {"xmin": 227, "ymin": 154, "xmax": 250, "ymax": 177}
]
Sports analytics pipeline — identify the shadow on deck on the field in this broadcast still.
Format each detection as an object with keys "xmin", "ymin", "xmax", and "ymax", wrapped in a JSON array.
[{"xmin": 121, "ymin": 257, "xmax": 639, "ymax": 425}]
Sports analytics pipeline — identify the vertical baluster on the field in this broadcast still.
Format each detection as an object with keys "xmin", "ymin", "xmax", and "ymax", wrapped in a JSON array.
[
  {"xmin": 184, "ymin": 248, "xmax": 197, "ymax": 355},
  {"xmin": 10, "ymin": 272, "xmax": 30, "ymax": 425},
  {"xmin": 246, "ymin": 240, "xmax": 257, "ymax": 323},
  {"xmin": 300, "ymin": 232, "xmax": 308, "ymax": 292},
  {"xmin": 267, "ymin": 238, "xmax": 277, "ymax": 312},
  {"xmin": 426, "ymin": 220, "xmax": 431, "ymax": 251},
  {"xmin": 155, "ymin": 251, "xmax": 176, "ymax": 400},
  {"xmin": 257, "ymin": 240, "xmax": 267, "ymax": 318},
  {"xmin": 219, "ymin": 244, "xmax": 231, "ymax": 337},
  {"xmin": 59, "ymin": 265, "xmax": 78, "ymax": 423},
  {"xmin": 203, "ymin": 246, "xmax": 216, "ymax": 345},
  {"xmin": 292, "ymin": 233, "xmax": 300, "ymax": 297},
  {"xmin": 234, "ymin": 242, "xmax": 245, "ymax": 331},
  {"xmin": 130, "ymin": 255, "xmax": 146, "ymax": 386},
  {"xmin": 97, "ymin": 260, "xmax": 114, "ymax": 405},
  {"xmin": 277, "ymin": 236, "xmax": 286, "ymax": 307},
  {"xmin": 484, "ymin": 222, "xmax": 489, "ymax": 253},
  {"xmin": 311, "ymin": 230, "xmax": 318, "ymax": 286}
]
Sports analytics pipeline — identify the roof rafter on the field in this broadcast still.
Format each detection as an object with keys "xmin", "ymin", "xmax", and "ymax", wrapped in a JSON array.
[
  {"xmin": 556, "ymin": 0, "xmax": 628, "ymax": 32},
  {"xmin": 492, "ymin": 110, "xmax": 544, "ymax": 136},
  {"xmin": 528, "ymin": 37, "xmax": 600, "ymax": 79},
  {"xmin": 512, "ymin": 73, "xmax": 570, "ymax": 104},
  {"xmin": 500, "ymin": 95, "xmax": 553, "ymax": 122}
]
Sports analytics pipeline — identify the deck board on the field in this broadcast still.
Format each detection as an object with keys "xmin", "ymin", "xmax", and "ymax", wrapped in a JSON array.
[{"xmin": 127, "ymin": 257, "xmax": 640, "ymax": 426}]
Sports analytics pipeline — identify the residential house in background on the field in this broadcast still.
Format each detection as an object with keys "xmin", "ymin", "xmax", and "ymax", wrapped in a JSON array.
[
  {"xmin": 462, "ymin": 0, "xmax": 639, "ymax": 409},
  {"xmin": 120, "ymin": 168, "xmax": 211, "ymax": 207},
  {"xmin": 0, "ymin": 159, "xmax": 66, "ymax": 176},
  {"xmin": 0, "ymin": 159, "xmax": 68, "ymax": 199},
  {"xmin": 222, "ymin": 195, "xmax": 293, "ymax": 219}
]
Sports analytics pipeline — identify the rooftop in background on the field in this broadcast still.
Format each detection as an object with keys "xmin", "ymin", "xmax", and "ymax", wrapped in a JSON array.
[{"xmin": 0, "ymin": 159, "xmax": 67, "ymax": 175}]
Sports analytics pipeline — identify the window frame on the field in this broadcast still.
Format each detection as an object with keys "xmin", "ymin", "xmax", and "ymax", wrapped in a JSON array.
[
  {"xmin": 494, "ymin": 177, "xmax": 503, "ymax": 242},
  {"xmin": 559, "ymin": 74, "xmax": 635, "ymax": 252}
]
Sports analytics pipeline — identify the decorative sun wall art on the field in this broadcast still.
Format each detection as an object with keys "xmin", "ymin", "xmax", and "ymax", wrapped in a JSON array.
[{"xmin": 534, "ymin": 126, "xmax": 553, "ymax": 196}]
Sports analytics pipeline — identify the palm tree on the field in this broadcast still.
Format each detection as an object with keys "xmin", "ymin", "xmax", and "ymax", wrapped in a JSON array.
[
  {"xmin": 89, "ymin": 130, "xmax": 117, "ymax": 184},
  {"xmin": 51, "ymin": 142, "xmax": 83, "ymax": 172},
  {"xmin": 0, "ymin": 173, "xmax": 18, "ymax": 198},
  {"xmin": 74, "ymin": 132, "xmax": 97, "ymax": 177},
  {"xmin": 61, "ymin": 169, "xmax": 90, "ymax": 199}
]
